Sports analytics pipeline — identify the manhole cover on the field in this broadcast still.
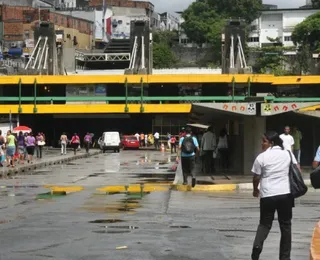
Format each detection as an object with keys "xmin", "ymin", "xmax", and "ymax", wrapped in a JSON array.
[{"xmin": 89, "ymin": 219, "xmax": 125, "ymax": 224}]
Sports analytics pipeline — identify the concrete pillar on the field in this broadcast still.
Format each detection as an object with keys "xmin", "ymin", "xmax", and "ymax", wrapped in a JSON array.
[{"xmin": 243, "ymin": 116, "xmax": 266, "ymax": 175}]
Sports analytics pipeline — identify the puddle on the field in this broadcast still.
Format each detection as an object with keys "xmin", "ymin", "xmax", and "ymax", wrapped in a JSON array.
[
  {"xmin": 88, "ymin": 173, "xmax": 105, "ymax": 177},
  {"xmin": 36, "ymin": 192, "xmax": 66, "ymax": 200},
  {"xmin": 196, "ymin": 181, "xmax": 215, "ymax": 185},
  {"xmin": 93, "ymin": 230, "xmax": 131, "ymax": 234},
  {"xmin": 89, "ymin": 219, "xmax": 125, "ymax": 224},
  {"xmin": 170, "ymin": 226, "xmax": 191, "ymax": 229},
  {"xmin": 106, "ymin": 226, "xmax": 139, "ymax": 229}
]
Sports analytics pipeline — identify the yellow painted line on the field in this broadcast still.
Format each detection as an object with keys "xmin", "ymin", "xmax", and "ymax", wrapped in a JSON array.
[
  {"xmin": 44, "ymin": 185, "xmax": 84, "ymax": 194},
  {"xmin": 272, "ymin": 76, "xmax": 320, "ymax": 85},
  {"xmin": 0, "ymin": 104, "xmax": 191, "ymax": 114},
  {"xmin": 97, "ymin": 184, "xmax": 170, "ymax": 193},
  {"xmin": 172, "ymin": 184, "xmax": 237, "ymax": 192}
]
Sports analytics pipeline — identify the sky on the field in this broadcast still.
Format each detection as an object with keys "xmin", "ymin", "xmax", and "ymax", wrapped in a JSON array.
[{"xmin": 151, "ymin": 0, "xmax": 306, "ymax": 13}]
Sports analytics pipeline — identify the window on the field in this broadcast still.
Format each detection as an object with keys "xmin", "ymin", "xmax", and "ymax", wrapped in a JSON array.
[
  {"xmin": 248, "ymin": 37, "xmax": 259, "ymax": 42},
  {"xmin": 24, "ymin": 30, "xmax": 30, "ymax": 39},
  {"xmin": 180, "ymin": 38, "xmax": 190, "ymax": 44},
  {"xmin": 284, "ymin": 36, "xmax": 292, "ymax": 42}
]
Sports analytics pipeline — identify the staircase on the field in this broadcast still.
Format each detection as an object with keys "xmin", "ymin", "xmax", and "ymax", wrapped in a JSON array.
[{"xmin": 104, "ymin": 39, "xmax": 131, "ymax": 54}]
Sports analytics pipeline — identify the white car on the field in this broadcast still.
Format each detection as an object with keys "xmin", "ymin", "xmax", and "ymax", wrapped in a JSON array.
[{"xmin": 98, "ymin": 132, "xmax": 121, "ymax": 153}]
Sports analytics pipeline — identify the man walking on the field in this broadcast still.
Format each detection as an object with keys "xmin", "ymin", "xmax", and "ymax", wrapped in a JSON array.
[
  {"xmin": 291, "ymin": 126, "xmax": 302, "ymax": 164},
  {"xmin": 201, "ymin": 126, "xmax": 216, "ymax": 174},
  {"xmin": 177, "ymin": 127, "xmax": 199, "ymax": 187},
  {"xmin": 280, "ymin": 126, "xmax": 294, "ymax": 151},
  {"xmin": 154, "ymin": 131, "xmax": 160, "ymax": 150}
]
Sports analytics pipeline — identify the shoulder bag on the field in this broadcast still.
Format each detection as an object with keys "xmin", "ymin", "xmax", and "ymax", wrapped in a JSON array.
[{"xmin": 287, "ymin": 151, "xmax": 308, "ymax": 198}]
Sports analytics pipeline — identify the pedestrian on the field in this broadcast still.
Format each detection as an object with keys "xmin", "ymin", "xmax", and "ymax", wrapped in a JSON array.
[
  {"xmin": 201, "ymin": 126, "xmax": 217, "ymax": 174},
  {"xmin": 251, "ymin": 131, "xmax": 297, "ymax": 260},
  {"xmin": 154, "ymin": 131, "xmax": 160, "ymax": 150},
  {"xmin": 83, "ymin": 132, "xmax": 92, "ymax": 153},
  {"xmin": 291, "ymin": 126, "xmax": 302, "ymax": 164},
  {"xmin": 167, "ymin": 132, "xmax": 171, "ymax": 150},
  {"xmin": 140, "ymin": 133, "xmax": 145, "ymax": 147},
  {"xmin": 280, "ymin": 126, "xmax": 294, "ymax": 151},
  {"xmin": 170, "ymin": 135, "xmax": 177, "ymax": 154},
  {"xmin": 17, "ymin": 131, "xmax": 26, "ymax": 164},
  {"xmin": 0, "ymin": 130, "xmax": 5, "ymax": 167},
  {"xmin": 71, "ymin": 133, "xmax": 80, "ymax": 155},
  {"xmin": 26, "ymin": 132, "xmax": 36, "ymax": 163},
  {"xmin": 5, "ymin": 130, "xmax": 17, "ymax": 167},
  {"xmin": 36, "ymin": 132, "xmax": 45, "ymax": 159},
  {"xmin": 60, "ymin": 132, "xmax": 68, "ymax": 155},
  {"xmin": 144, "ymin": 133, "xmax": 148, "ymax": 147},
  {"xmin": 177, "ymin": 127, "xmax": 199, "ymax": 187},
  {"xmin": 217, "ymin": 128, "xmax": 229, "ymax": 172}
]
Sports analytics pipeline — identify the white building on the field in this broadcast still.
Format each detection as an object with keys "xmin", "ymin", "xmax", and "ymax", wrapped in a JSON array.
[
  {"xmin": 159, "ymin": 12, "xmax": 179, "ymax": 31},
  {"xmin": 248, "ymin": 8, "xmax": 320, "ymax": 48}
]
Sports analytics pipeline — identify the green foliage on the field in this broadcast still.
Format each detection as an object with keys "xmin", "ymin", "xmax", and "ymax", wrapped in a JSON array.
[
  {"xmin": 153, "ymin": 43, "xmax": 177, "ymax": 69},
  {"xmin": 153, "ymin": 30, "xmax": 178, "ymax": 47},
  {"xmin": 251, "ymin": 46, "xmax": 288, "ymax": 75},
  {"xmin": 181, "ymin": 0, "xmax": 263, "ymax": 64},
  {"xmin": 207, "ymin": 0, "xmax": 263, "ymax": 23},
  {"xmin": 292, "ymin": 11, "xmax": 320, "ymax": 52},
  {"xmin": 312, "ymin": 0, "xmax": 320, "ymax": 8}
]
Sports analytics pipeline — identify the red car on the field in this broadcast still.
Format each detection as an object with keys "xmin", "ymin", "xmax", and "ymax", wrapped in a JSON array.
[{"xmin": 121, "ymin": 135, "xmax": 140, "ymax": 150}]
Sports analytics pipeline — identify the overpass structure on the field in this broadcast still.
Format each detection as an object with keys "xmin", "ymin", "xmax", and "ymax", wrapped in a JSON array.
[
  {"xmin": 2, "ymin": 72, "xmax": 320, "ymax": 174},
  {"xmin": 1, "ymin": 73, "xmax": 320, "ymax": 114}
]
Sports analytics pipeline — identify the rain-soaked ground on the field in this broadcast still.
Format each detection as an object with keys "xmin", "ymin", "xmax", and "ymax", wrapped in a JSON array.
[{"xmin": 0, "ymin": 150, "xmax": 318, "ymax": 259}]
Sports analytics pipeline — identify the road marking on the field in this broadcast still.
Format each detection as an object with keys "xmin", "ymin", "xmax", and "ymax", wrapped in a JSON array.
[
  {"xmin": 172, "ymin": 184, "xmax": 237, "ymax": 192},
  {"xmin": 44, "ymin": 185, "xmax": 84, "ymax": 194}
]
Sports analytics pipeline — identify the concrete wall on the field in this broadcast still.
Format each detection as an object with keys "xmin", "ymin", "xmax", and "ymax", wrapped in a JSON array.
[
  {"xmin": 172, "ymin": 46, "xmax": 215, "ymax": 67},
  {"xmin": 54, "ymin": 25, "xmax": 93, "ymax": 49}
]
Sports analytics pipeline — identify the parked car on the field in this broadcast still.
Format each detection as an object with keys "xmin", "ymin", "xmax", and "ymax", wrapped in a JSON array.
[
  {"xmin": 121, "ymin": 135, "xmax": 140, "ymax": 150},
  {"xmin": 98, "ymin": 131, "xmax": 121, "ymax": 153}
]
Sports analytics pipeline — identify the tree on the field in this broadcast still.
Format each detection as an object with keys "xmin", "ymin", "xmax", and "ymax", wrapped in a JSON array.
[
  {"xmin": 207, "ymin": 0, "xmax": 263, "ymax": 23},
  {"xmin": 153, "ymin": 43, "xmax": 177, "ymax": 69},
  {"xmin": 181, "ymin": 0, "xmax": 263, "ymax": 64},
  {"xmin": 292, "ymin": 11, "xmax": 320, "ymax": 52},
  {"xmin": 311, "ymin": 0, "xmax": 320, "ymax": 8}
]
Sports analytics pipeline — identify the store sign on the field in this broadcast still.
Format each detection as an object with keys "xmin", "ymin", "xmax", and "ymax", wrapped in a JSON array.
[
  {"xmin": 261, "ymin": 102, "xmax": 320, "ymax": 116},
  {"xmin": 193, "ymin": 103, "xmax": 257, "ymax": 115}
]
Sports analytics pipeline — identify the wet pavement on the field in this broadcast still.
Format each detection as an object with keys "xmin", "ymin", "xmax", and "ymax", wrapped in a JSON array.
[{"xmin": 0, "ymin": 150, "xmax": 318, "ymax": 259}]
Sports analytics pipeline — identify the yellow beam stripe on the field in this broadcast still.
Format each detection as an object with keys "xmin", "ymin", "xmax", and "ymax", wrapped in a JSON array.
[
  {"xmin": 299, "ymin": 105, "xmax": 320, "ymax": 111},
  {"xmin": 272, "ymin": 76, "xmax": 320, "ymax": 85},
  {"xmin": 0, "ymin": 104, "xmax": 191, "ymax": 114}
]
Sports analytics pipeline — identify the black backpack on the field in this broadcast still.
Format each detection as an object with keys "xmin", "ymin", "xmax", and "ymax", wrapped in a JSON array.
[{"xmin": 181, "ymin": 136, "xmax": 195, "ymax": 154}]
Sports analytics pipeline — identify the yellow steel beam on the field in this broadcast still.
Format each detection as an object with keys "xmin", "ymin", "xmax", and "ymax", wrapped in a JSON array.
[
  {"xmin": 272, "ymin": 76, "xmax": 320, "ymax": 85},
  {"xmin": 0, "ymin": 104, "xmax": 192, "ymax": 114},
  {"xmin": 299, "ymin": 105, "xmax": 320, "ymax": 111},
  {"xmin": 3, "ymin": 74, "xmax": 320, "ymax": 85}
]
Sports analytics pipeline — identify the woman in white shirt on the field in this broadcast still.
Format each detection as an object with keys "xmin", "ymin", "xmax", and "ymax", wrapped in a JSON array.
[
  {"xmin": 217, "ymin": 128, "xmax": 229, "ymax": 171},
  {"xmin": 251, "ymin": 131, "xmax": 297, "ymax": 260}
]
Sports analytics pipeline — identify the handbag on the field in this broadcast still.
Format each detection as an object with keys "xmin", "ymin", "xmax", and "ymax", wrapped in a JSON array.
[
  {"xmin": 310, "ymin": 166, "xmax": 320, "ymax": 189},
  {"xmin": 38, "ymin": 141, "xmax": 46, "ymax": 146},
  {"xmin": 287, "ymin": 151, "xmax": 308, "ymax": 198}
]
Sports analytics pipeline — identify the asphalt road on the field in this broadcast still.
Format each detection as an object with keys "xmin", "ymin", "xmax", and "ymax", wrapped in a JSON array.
[{"xmin": 0, "ymin": 150, "xmax": 318, "ymax": 260}]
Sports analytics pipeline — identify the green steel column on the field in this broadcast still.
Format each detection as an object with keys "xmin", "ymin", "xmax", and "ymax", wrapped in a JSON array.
[
  {"xmin": 140, "ymin": 77, "xmax": 144, "ymax": 113},
  {"xmin": 33, "ymin": 79, "xmax": 37, "ymax": 113},
  {"xmin": 124, "ymin": 77, "xmax": 129, "ymax": 113},
  {"xmin": 247, "ymin": 77, "xmax": 251, "ymax": 97},
  {"xmin": 18, "ymin": 78, "xmax": 22, "ymax": 113},
  {"xmin": 232, "ymin": 77, "xmax": 235, "ymax": 102}
]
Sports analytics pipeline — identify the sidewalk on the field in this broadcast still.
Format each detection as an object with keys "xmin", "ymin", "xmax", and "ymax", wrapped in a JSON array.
[
  {"xmin": 0, "ymin": 149, "xmax": 101, "ymax": 177},
  {"xmin": 173, "ymin": 160, "xmax": 313, "ymax": 191}
]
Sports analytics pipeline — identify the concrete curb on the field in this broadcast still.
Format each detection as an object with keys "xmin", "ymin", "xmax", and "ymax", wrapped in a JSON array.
[{"xmin": 0, "ymin": 150, "xmax": 101, "ymax": 177}]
